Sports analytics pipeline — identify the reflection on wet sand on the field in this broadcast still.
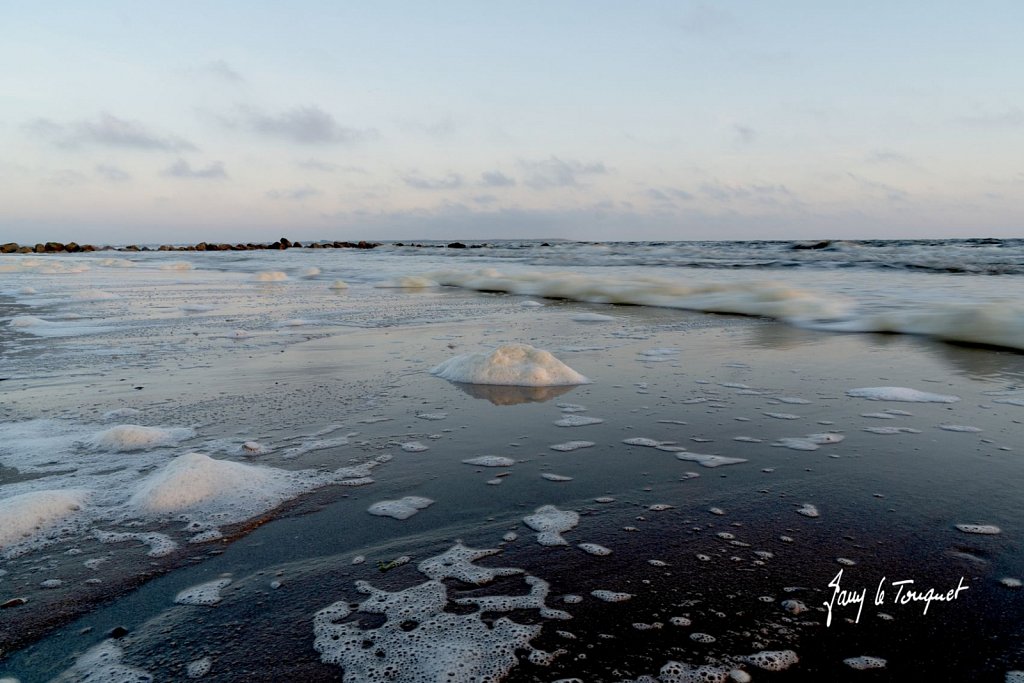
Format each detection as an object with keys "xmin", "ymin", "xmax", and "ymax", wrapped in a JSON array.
[{"xmin": 449, "ymin": 381, "xmax": 578, "ymax": 405}]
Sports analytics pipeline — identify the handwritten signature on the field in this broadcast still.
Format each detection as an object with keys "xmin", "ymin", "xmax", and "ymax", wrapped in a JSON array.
[{"xmin": 824, "ymin": 569, "xmax": 969, "ymax": 626}]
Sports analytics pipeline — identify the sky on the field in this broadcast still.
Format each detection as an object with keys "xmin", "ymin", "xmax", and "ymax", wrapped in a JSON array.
[{"xmin": 1, "ymin": 1, "xmax": 1022, "ymax": 244}]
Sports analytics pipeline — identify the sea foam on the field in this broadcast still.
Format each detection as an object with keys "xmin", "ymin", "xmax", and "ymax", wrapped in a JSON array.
[
  {"xmin": 427, "ymin": 268, "xmax": 851, "ymax": 321},
  {"xmin": 0, "ymin": 489, "xmax": 91, "ymax": 558},
  {"xmin": 431, "ymin": 344, "xmax": 590, "ymax": 386}
]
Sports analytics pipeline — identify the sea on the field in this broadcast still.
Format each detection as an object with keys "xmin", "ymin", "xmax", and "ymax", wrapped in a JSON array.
[{"xmin": 1, "ymin": 238, "xmax": 1022, "ymax": 682}]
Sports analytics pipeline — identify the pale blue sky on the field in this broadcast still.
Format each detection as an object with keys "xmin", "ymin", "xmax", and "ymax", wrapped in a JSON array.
[{"xmin": 1, "ymin": 1, "xmax": 1022, "ymax": 243}]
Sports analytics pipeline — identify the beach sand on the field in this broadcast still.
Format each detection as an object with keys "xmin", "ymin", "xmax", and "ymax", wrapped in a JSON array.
[{"xmin": 3, "ymin": 289, "xmax": 1023, "ymax": 681}]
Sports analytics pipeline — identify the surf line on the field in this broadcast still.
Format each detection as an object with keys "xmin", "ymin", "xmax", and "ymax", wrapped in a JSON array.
[{"xmin": 823, "ymin": 569, "xmax": 969, "ymax": 626}]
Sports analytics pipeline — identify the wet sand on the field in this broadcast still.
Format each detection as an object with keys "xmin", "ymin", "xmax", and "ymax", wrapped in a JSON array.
[{"xmin": 3, "ymin": 291, "xmax": 1024, "ymax": 681}]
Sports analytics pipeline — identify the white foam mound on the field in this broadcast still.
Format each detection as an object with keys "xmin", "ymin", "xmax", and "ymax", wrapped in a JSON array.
[
  {"xmin": 127, "ymin": 452, "xmax": 328, "ymax": 524},
  {"xmin": 87, "ymin": 424, "xmax": 194, "ymax": 452},
  {"xmin": 846, "ymin": 387, "xmax": 960, "ymax": 403},
  {"xmin": 430, "ymin": 344, "xmax": 590, "ymax": 387},
  {"xmin": 329, "ymin": 279, "xmax": 349, "ymax": 290},
  {"xmin": 428, "ymin": 268, "xmax": 851, "ymax": 322},
  {"xmin": 0, "ymin": 489, "xmax": 91, "ymax": 557},
  {"xmin": 254, "ymin": 271, "xmax": 288, "ymax": 282}
]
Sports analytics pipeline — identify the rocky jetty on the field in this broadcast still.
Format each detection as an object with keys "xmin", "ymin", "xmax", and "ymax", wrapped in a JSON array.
[{"xmin": 1, "ymin": 238, "xmax": 379, "ymax": 254}]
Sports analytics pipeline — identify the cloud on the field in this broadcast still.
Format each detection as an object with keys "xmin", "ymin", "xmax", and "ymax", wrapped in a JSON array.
[
  {"xmin": 846, "ymin": 173, "xmax": 907, "ymax": 202},
  {"xmin": 43, "ymin": 169, "xmax": 89, "ymax": 187},
  {"xmin": 480, "ymin": 170, "xmax": 517, "ymax": 188},
  {"xmin": 520, "ymin": 157, "xmax": 607, "ymax": 189},
  {"xmin": 25, "ymin": 112, "xmax": 197, "ymax": 151},
  {"xmin": 95, "ymin": 164, "xmax": 131, "ymax": 182},
  {"xmin": 295, "ymin": 158, "xmax": 367, "ymax": 174},
  {"xmin": 679, "ymin": 3, "xmax": 738, "ymax": 34},
  {"xmin": 401, "ymin": 172, "xmax": 464, "ymax": 190},
  {"xmin": 733, "ymin": 124, "xmax": 755, "ymax": 145},
  {"xmin": 265, "ymin": 185, "xmax": 322, "ymax": 201},
  {"xmin": 162, "ymin": 159, "xmax": 227, "ymax": 179},
  {"xmin": 865, "ymin": 150, "xmax": 912, "ymax": 165},
  {"xmin": 700, "ymin": 181, "xmax": 797, "ymax": 205},
  {"xmin": 957, "ymin": 107, "xmax": 1024, "ymax": 128},
  {"xmin": 232, "ymin": 105, "xmax": 376, "ymax": 144},
  {"xmin": 647, "ymin": 187, "xmax": 695, "ymax": 202},
  {"xmin": 198, "ymin": 59, "xmax": 244, "ymax": 83}
]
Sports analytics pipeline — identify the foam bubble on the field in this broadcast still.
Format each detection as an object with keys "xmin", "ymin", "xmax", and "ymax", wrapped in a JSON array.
[
  {"xmin": 655, "ymin": 661, "xmax": 731, "ymax": 683},
  {"xmin": 939, "ymin": 424, "xmax": 983, "ymax": 433},
  {"xmin": 400, "ymin": 441, "xmax": 429, "ymax": 452},
  {"xmin": 541, "ymin": 473, "xmax": 573, "ymax": 482},
  {"xmin": 86, "ymin": 424, "xmax": 193, "ymax": 452},
  {"xmin": 418, "ymin": 543, "xmax": 523, "ymax": 584},
  {"xmin": 186, "ymin": 657, "xmax": 212, "ymax": 678},
  {"xmin": 847, "ymin": 387, "xmax": 960, "ymax": 403},
  {"xmin": 329, "ymin": 279, "xmax": 349, "ymax": 290},
  {"xmin": 772, "ymin": 433, "xmax": 845, "ymax": 451},
  {"xmin": 578, "ymin": 543, "xmax": 611, "ymax": 556},
  {"xmin": 956, "ymin": 524, "xmax": 1001, "ymax": 535},
  {"xmin": 549, "ymin": 441, "xmax": 595, "ymax": 452},
  {"xmin": 764, "ymin": 412, "xmax": 801, "ymax": 420},
  {"xmin": 554, "ymin": 415, "xmax": 604, "ymax": 427},
  {"xmin": 864, "ymin": 426, "xmax": 921, "ymax": 435},
  {"xmin": 623, "ymin": 437, "xmax": 666, "ymax": 447},
  {"xmin": 743, "ymin": 650, "xmax": 799, "ymax": 672},
  {"xmin": 571, "ymin": 313, "xmax": 614, "ymax": 322},
  {"xmin": 254, "ymin": 271, "xmax": 288, "ymax": 282},
  {"xmin": 463, "ymin": 455, "xmax": 516, "ymax": 467},
  {"xmin": 591, "ymin": 590, "xmax": 632, "ymax": 602},
  {"xmin": 797, "ymin": 504, "xmax": 820, "ymax": 518},
  {"xmin": 431, "ymin": 343, "xmax": 590, "ymax": 386},
  {"xmin": 844, "ymin": 656, "xmax": 887, "ymax": 670},
  {"xmin": 368, "ymin": 496, "xmax": 435, "ymax": 520},
  {"xmin": 523, "ymin": 505, "xmax": 579, "ymax": 546},
  {"xmin": 160, "ymin": 262, "xmax": 193, "ymax": 271},
  {"xmin": 175, "ymin": 578, "xmax": 232, "ymax": 606},
  {"xmin": 675, "ymin": 452, "xmax": 748, "ymax": 468}
]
